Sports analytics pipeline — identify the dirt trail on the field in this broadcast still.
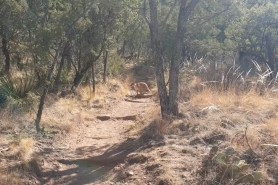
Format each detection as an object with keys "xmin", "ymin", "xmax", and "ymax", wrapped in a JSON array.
[{"xmin": 40, "ymin": 95, "xmax": 157, "ymax": 185}]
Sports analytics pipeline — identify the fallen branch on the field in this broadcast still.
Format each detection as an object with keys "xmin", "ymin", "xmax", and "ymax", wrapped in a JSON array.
[{"xmin": 261, "ymin": 144, "xmax": 278, "ymax": 147}]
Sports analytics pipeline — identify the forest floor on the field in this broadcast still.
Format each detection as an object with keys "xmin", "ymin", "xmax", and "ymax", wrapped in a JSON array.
[{"xmin": 0, "ymin": 64, "xmax": 278, "ymax": 185}]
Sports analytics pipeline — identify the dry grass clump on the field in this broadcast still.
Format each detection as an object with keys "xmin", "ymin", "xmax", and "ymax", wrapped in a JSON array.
[
  {"xmin": 8, "ymin": 138, "xmax": 35, "ymax": 162},
  {"xmin": 231, "ymin": 127, "xmax": 262, "ymax": 152},
  {"xmin": 42, "ymin": 120, "xmax": 74, "ymax": 134},
  {"xmin": 0, "ymin": 173, "xmax": 25, "ymax": 185},
  {"xmin": 190, "ymin": 89, "xmax": 277, "ymax": 111},
  {"xmin": 79, "ymin": 78, "xmax": 130, "ymax": 101},
  {"xmin": 40, "ymin": 98, "xmax": 79, "ymax": 133},
  {"xmin": 0, "ymin": 137, "xmax": 38, "ymax": 185},
  {"xmin": 0, "ymin": 109, "xmax": 32, "ymax": 134},
  {"xmin": 263, "ymin": 117, "xmax": 278, "ymax": 143},
  {"xmin": 0, "ymin": 117, "xmax": 16, "ymax": 132},
  {"xmin": 39, "ymin": 78, "xmax": 131, "ymax": 133}
]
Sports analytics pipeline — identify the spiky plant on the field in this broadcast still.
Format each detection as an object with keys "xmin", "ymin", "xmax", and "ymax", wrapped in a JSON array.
[
  {"xmin": 0, "ymin": 75, "xmax": 36, "ymax": 99},
  {"xmin": 0, "ymin": 74, "xmax": 38, "ymax": 112},
  {"xmin": 181, "ymin": 58, "xmax": 278, "ymax": 95}
]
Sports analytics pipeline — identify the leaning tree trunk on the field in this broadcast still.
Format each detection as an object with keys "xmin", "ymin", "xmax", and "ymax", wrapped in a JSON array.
[
  {"xmin": 1, "ymin": 36, "xmax": 11, "ymax": 74},
  {"xmin": 35, "ymin": 62, "xmax": 56, "ymax": 133},
  {"xmin": 53, "ymin": 41, "xmax": 70, "ymax": 93},
  {"xmin": 148, "ymin": 0, "xmax": 169, "ymax": 117},
  {"xmin": 103, "ymin": 50, "xmax": 108, "ymax": 83},
  {"xmin": 71, "ymin": 69, "xmax": 86, "ymax": 92},
  {"xmin": 35, "ymin": 44, "xmax": 61, "ymax": 133},
  {"xmin": 71, "ymin": 47, "xmax": 104, "ymax": 92}
]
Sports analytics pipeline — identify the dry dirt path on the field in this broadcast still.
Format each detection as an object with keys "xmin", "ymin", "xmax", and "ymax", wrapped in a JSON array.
[{"xmin": 40, "ymin": 96, "xmax": 156, "ymax": 185}]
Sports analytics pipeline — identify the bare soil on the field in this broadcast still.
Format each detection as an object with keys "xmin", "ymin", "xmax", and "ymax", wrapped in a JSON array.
[{"xmin": 39, "ymin": 95, "xmax": 158, "ymax": 185}]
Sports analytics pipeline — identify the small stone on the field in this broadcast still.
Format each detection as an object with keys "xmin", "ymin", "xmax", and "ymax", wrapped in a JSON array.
[
  {"xmin": 182, "ymin": 149, "xmax": 187, "ymax": 153},
  {"xmin": 125, "ymin": 171, "xmax": 134, "ymax": 177}
]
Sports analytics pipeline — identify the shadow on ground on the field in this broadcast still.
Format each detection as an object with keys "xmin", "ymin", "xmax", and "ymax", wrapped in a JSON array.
[{"xmin": 41, "ymin": 120, "xmax": 165, "ymax": 185}]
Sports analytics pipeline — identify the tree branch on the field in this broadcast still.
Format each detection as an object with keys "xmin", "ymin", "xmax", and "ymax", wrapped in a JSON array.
[
  {"xmin": 142, "ymin": 0, "xmax": 150, "ymax": 25},
  {"xmin": 162, "ymin": 0, "xmax": 178, "ymax": 26},
  {"xmin": 199, "ymin": 4, "xmax": 232, "ymax": 25}
]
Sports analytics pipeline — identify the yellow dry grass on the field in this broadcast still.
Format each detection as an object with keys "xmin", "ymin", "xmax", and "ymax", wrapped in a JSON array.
[
  {"xmin": 40, "ymin": 78, "xmax": 131, "ymax": 133},
  {"xmin": 79, "ymin": 78, "xmax": 130, "ymax": 101},
  {"xmin": 190, "ymin": 89, "xmax": 277, "ymax": 111},
  {"xmin": 10, "ymin": 138, "xmax": 35, "ymax": 162},
  {"xmin": 188, "ymin": 87, "xmax": 278, "ymax": 154},
  {"xmin": 0, "ymin": 137, "xmax": 36, "ymax": 185},
  {"xmin": 0, "ymin": 173, "xmax": 24, "ymax": 185},
  {"xmin": 264, "ymin": 116, "xmax": 278, "ymax": 143}
]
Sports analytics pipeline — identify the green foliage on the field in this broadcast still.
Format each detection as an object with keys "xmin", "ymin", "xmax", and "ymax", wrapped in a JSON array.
[
  {"xmin": 108, "ymin": 53, "xmax": 124, "ymax": 76},
  {"xmin": 226, "ymin": 1, "xmax": 278, "ymax": 51},
  {"xmin": 8, "ymin": 92, "xmax": 39, "ymax": 113}
]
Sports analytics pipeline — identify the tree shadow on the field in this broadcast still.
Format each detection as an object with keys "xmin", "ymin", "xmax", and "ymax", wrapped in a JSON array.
[{"xmin": 41, "ymin": 120, "xmax": 165, "ymax": 185}]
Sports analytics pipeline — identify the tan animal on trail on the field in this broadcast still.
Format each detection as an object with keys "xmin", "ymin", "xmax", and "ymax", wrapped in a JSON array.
[{"xmin": 130, "ymin": 82, "xmax": 151, "ymax": 96}]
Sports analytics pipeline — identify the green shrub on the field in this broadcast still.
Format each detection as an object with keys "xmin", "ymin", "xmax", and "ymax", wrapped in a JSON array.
[
  {"xmin": 108, "ymin": 53, "xmax": 124, "ymax": 76},
  {"xmin": 8, "ymin": 92, "xmax": 39, "ymax": 112}
]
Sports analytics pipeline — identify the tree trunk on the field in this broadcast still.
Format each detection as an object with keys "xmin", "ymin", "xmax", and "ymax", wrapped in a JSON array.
[
  {"xmin": 71, "ymin": 70, "xmax": 86, "ymax": 92},
  {"xmin": 71, "ymin": 43, "xmax": 104, "ymax": 92},
  {"xmin": 35, "ymin": 61, "xmax": 56, "ymax": 133},
  {"xmin": 121, "ymin": 40, "xmax": 127, "ymax": 57},
  {"xmin": 136, "ymin": 43, "xmax": 142, "ymax": 63},
  {"xmin": 103, "ymin": 50, "xmax": 108, "ymax": 83},
  {"xmin": 53, "ymin": 42, "xmax": 70, "ymax": 93},
  {"xmin": 92, "ymin": 61, "xmax": 96, "ymax": 94},
  {"xmin": 265, "ymin": 33, "xmax": 276, "ymax": 76},
  {"xmin": 147, "ymin": 0, "xmax": 200, "ymax": 118},
  {"xmin": 53, "ymin": 54, "xmax": 66, "ymax": 93},
  {"xmin": 1, "ymin": 36, "xmax": 10, "ymax": 73},
  {"xmin": 148, "ymin": 0, "xmax": 169, "ymax": 118},
  {"xmin": 169, "ymin": 0, "xmax": 200, "ymax": 116}
]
